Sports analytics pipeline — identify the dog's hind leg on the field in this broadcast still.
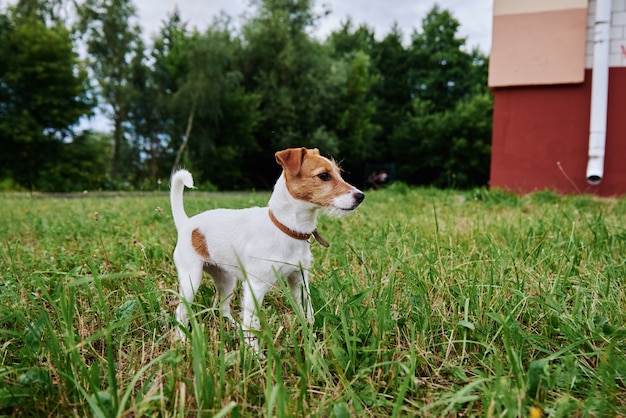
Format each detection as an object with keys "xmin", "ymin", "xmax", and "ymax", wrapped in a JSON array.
[
  {"xmin": 205, "ymin": 265, "xmax": 237, "ymax": 323},
  {"xmin": 174, "ymin": 248, "xmax": 204, "ymax": 339}
]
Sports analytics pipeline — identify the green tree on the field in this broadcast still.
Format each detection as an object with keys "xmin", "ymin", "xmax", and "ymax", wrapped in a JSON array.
[
  {"xmin": 443, "ymin": 92, "xmax": 492, "ymax": 187},
  {"xmin": 389, "ymin": 6, "xmax": 492, "ymax": 188},
  {"xmin": 370, "ymin": 25, "xmax": 411, "ymax": 162},
  {"xmin": 146, "ymin": 12, "xmax": 261, "ymax": 189},
  {"xmin": 326, "ymin": 19, "xmax": 375, "ymax": 59},
  {"xmin": 176, "ymin": 24, "xmax": 261, "ymax": 189},
  {"xmin": 168, "ymin": 27, "xmax": 232, "ymax": 173},
  {"xmin": 38, "ymin": 131, "xmax": 112, "ymax": 191},
  {"xmin": 325, "ymin": 21, "xmax": 381, "ymax": 179},
  {"xmin": 408, "ymin": 6, "xmax": 475, "ymax": 112},
  {"xmin": 240, "ymin": 0, "xmax": 338, "ymax": 186},
  {"xmin": 139, "ymin": 10, "xmax": 187, "ymax": 182},
  {"xmin": 128, "ymin": 36, "xmax": 162, "ymax": 181},
  {"xmin": 0, "ymin": 3, "xmax": 92, "ymax": 189},
  {"xmin": 335, "ymin": 51, "xmax": 379, "ymax": 167},
  {"xmin": 76, "ymin": 0, "xmax": 142, "ymax": 183},
  {"xmin": 390, "ymin": 93, "xmax": 492, "ymax": 188},
  {"xmin": 9, "ymin": 0, "xmax": 67, "ymax": 23}
]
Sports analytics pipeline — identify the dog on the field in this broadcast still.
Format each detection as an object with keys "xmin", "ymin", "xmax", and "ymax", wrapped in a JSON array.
[{"xmin": 170, "ymin": 147, "xmax": 364, "ymax": 350}]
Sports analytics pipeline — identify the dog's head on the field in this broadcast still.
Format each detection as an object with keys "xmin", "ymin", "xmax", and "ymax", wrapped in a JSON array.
[{"xmin": 275, "ymin": 147, "xmax": 364, "ymax": 216}]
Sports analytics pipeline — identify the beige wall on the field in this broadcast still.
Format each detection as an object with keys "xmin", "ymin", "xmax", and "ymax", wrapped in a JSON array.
[
  {"xmin": 494, "ymin": 0, "xmax": 587, "ymax": 16},
  {"xmin": 489, "ymin": 0, "xmax": 588, "ymax": 87}
]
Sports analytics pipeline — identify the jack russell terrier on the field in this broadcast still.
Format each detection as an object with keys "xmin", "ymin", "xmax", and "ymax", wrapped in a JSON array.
[{"xmin": 170, "ymin": 147, "xmax": 364, "ymax": 350}]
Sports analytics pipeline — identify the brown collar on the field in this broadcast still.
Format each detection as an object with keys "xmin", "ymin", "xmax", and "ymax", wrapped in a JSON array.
[{"xmin": 268, "ymin": 210, "xmax": 329, "ymax": 247}]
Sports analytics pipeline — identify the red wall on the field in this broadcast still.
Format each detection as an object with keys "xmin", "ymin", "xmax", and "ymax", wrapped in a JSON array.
[{"xmin": 490, "ymin": 68, "xmax": 626, "ymax": 196}]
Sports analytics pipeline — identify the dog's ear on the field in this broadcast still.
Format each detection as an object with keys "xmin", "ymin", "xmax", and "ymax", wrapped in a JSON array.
[{"xmin": 275, "ymin": 147, "xmax": 308, "ymax": 176}]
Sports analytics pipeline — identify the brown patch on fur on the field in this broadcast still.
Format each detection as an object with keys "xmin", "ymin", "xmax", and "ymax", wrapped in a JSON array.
[
  {"xmin": 191, "ymin": 228, "xmax": 211, "ymax": 260},
  {"xmin": 276, "ymin": 148, "xmax": 354, "ymax": 207}
]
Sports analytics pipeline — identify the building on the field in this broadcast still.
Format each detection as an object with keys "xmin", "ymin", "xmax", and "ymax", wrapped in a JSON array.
[{"xmin": 489, "ymin": 0, "xmax": 626, "ymax": 196}]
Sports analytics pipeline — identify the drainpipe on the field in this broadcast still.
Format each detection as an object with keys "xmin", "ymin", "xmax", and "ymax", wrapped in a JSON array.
[{"xmin": 586, "ymin": 0, "xmax": 612, "ymax": 185}]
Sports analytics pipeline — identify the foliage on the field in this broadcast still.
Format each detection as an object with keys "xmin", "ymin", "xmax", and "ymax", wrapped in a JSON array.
[
  {"xmin": 370, "ymin": 25, "xmax": 412, "ymax": 162},
  {"xmin": 409, "ymin": 6, "xmax": 478, "ymax": 111},
  {"xmin": 389, "ymin": 6, "xmax": 492, "ymax": 188},
  {"xmin": 0, "ymin": 2, "xmax": 92, "ymax": 189},
  {"xmin": 75, "ymin": 0, "xmax": 143, "ymax": 182},
  {"xmin": 391, "ymin": 92, "xmax": 492, "ymax": 188},
  {"xmin": 37, "ymin": 132, "xmax": 112, "ymax": 192},
  {"xmin": 238, "ymin": 0, "xmax": 342, "ymax": 187},
  {"xmin": 326, "ymin": 25, "xmax": 381, "ymax": 179},
  {"xmin": 129, "ymin": 11, "xmax": 263, "ymax": 190},
  {"xmin": 1, "ymin": 1, "xmax": 491, "ymax": 191},
  {"xmin": 1, "ymin": 188, "xmax": 625, "ymax": 415}
]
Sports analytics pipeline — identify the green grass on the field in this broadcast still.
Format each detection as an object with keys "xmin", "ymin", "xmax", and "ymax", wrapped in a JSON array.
[{"xmin": 1, "ymin": 186, "xmax": 625, "ymax": 417}]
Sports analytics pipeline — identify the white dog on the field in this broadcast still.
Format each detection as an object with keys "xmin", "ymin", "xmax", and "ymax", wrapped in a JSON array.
[{"xmin": 170, "ymin": 147, "xmax": 364, "ymax": 350}]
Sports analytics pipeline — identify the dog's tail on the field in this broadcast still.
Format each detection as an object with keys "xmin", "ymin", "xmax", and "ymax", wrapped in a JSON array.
[{"xmin": 170, "ymin": 169, "xmax": 194, "ymax": 230}]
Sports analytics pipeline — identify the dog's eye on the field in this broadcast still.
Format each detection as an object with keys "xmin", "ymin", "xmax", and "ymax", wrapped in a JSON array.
[{"xmin": 317, "ymin": 172, "xmax": 332, "ymax": 181}]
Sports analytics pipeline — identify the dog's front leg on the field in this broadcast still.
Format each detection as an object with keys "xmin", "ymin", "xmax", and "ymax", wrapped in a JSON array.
[
  {"xmin": 288, "ymin": 272, "xmax": 314, "ymax": 325},
  {"xmin": 241, "ymin": 278, "xmax": 272, "ymax": 352}
]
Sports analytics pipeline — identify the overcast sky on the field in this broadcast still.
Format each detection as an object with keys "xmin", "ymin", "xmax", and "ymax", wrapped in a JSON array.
[{"xmin": 134, "ymin": 0, "xmax": 494, "ymax": 54}]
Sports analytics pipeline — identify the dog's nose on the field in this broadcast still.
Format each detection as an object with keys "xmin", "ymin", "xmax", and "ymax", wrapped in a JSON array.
[{"xmin": 354, "ymin": 191, "xmax": 365, "ymax": 204}]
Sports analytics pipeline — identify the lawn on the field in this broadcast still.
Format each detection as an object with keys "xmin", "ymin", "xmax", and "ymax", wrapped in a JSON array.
[{"xmin": 1, "ymin": 185, "xmax": 625, "ymax": 417}]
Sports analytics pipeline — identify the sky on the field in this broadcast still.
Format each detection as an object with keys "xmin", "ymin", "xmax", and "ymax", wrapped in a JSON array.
[{"xmin": 134, "ymin": 0, "xmax": 494, "ymax": 53}]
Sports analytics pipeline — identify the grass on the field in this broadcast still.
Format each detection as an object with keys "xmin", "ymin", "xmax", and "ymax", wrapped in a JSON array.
[{"xmin": 1, "ymin": 185, "xmax": 625, "ymax": 417}]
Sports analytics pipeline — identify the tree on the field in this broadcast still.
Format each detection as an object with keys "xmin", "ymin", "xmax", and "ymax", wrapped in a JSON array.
[
  {"xmin": 0, "ymin": 1, "xmax": 493, "ymax": 191},
  {"xmin": 334, "ymin": 50, "xmax": 380, "ymax": 173},
  {"xmin": 389, "ymin": 6, "xmax": 492, "ymax": 188},
  {"xmin": 0, "ymin": 3, "xmax": 93, "ymax": 189},
  {"xmin": 128, "ymin": 36, "xmax": 162, "ymax": 180},
  {"xmin": 135, "ymin": 10, "xmax": 187, "ymax": 182},
  {"xmin": 370, "ymin": 25, "xmax": 412, "ymax": 162},
  {"xmin": 240, "ymin": 0, "xmax": 339, "ymax": 186},
  {"xmin": 38, "ymin": 131, "xmax": 112, "ymax": 191},
  {"xmin": 168, "ymin": 28, "xmax": 228, "ymax": 173},
  {"xmin": 390, "ymin": 92, "xmax": 492, "ymax": 188},
  {"xmin": 76, "ymin": 0, "xmax": 143, "ymax": 183},
  {"xmin": 325, "ymin": 21, "xmax": 381, "ymax": 180},
  {"xmin": 9, "ymin": 0, "xmax": 70, "ymax": 25},
  {"xmin": 144, "ymin": 12, "xmax": 261, "ymax": 189},
  {"xmin": 326, "ymin": 19, "xmax": 376, "ymax": 59},
  {"xmin": 408, "ymin": 6, "xmax": 475, "ymax": 112}
]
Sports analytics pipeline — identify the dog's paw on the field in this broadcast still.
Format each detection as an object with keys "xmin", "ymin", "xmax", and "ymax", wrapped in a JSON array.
[
  {"xmin": 173, "ymin": 324, "xmax": 190, "ymax": 343},
  {"xmin": 244, "ymin": 331, "xmax": 258, "ymax": 349},
  {"xmin": 250, "ymin": 346, "xmax": 266, "ymax": 361},
  {"xmin": 242, "ymin": 331, "xmax": 267, "ymax": 360}
]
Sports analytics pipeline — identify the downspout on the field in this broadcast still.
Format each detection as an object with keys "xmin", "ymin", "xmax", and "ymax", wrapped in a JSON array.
[{"xmin": 586, "ymin": 0, "xmax": 612, "ymax": 185}]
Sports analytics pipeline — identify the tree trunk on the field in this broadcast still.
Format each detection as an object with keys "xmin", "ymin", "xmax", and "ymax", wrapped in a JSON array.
[
  {"xmin": 150, "ymin": 133, "xmax": 158, "ymax": 179},
  {"xmin": 172, "ymin": 104, "xmax": 195, "ymax": 174},
  {"xmin": 111, "ymin": 113, "xmax": 123, "ymax": 181}
]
